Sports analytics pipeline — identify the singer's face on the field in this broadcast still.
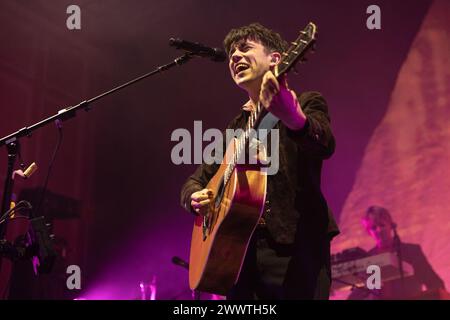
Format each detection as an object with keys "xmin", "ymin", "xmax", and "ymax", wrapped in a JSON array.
[{"xmin": 228, "ymin": 39, "xmax": 273, "ymax": 91}]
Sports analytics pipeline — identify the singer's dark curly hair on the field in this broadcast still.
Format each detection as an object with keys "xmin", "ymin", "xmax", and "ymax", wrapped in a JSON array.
[{"xmin": 223, "ymin": 23, "xmax": 288, "ymax": 57}]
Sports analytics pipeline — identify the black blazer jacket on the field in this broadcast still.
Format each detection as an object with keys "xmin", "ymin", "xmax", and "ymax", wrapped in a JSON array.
[{"xmin": 180, "ymin": 91, "xmax": 340, "ymax": 246}]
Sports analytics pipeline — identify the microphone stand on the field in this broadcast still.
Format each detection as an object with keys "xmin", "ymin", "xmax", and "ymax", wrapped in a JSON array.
[
  {"xmin": 0, "ymin": 141, "xmax": 20, "ymax": 235},
  {"xmin": 392, "ymin": 224, "xmax": 405, "ymax": 293},
  {"xmin": 0, "ymin": 52, "xmax": 195, "ymax": 238},
  {"xmin": 171, "ymin": 256, "xmax": 203, "ymax": 300}
]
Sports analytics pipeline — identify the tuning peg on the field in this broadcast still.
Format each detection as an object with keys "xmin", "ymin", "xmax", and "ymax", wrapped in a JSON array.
[{"xmin": 49, "ymin": 234, "xmax": 55, "ymax": 240}]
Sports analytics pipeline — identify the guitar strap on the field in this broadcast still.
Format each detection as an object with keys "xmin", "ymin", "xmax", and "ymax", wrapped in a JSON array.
[
  {"xmin": 243, "ymin": 111, "xmax": 279, "ymax": 169},
  {"xmin": 256, "ymin": 111, "xmax": 279, "ymax": 142}
]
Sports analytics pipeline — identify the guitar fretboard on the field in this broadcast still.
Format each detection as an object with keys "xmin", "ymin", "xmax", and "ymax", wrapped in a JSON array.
[{"xmin": 223, "ymin": 102, "xmax": 264, "ymax": 186}]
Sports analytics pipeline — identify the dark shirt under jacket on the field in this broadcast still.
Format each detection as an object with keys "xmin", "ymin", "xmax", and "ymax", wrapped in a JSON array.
[{"xmin": 180, "ymin": 91, "xmax": 339, "ymax": 244}]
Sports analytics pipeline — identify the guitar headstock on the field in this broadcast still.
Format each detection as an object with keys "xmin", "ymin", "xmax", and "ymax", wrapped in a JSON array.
[{"xmin": 274, "ymin": 22, "xmax": 318, "ymax": 78}]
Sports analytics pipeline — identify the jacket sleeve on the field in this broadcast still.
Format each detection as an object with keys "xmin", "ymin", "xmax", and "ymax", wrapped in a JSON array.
[
  {"xmin": 180, "ymin": 161, "xmax": 219, "ymax": 215},
  {"xmin": 286, "ymin": 91, "xmax": 336, "ymax": 159},
  {"xmin": 180, "ymin": 114, "xmax": 242, "ymax": 215}
]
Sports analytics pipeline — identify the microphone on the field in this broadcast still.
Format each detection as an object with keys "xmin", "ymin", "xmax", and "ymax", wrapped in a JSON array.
[
  {"xmin": 171, "ymin": 256, "xmax": 189, "ymax": 270},
  {"xmin": 169, "ymin": 38, "xmax": 226, "ymax": 62}
]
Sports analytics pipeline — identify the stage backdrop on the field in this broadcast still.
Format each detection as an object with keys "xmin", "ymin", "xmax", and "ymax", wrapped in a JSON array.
[{"xmin": 331, "ymin": 0, "xmax": 450, "ymax": 298}]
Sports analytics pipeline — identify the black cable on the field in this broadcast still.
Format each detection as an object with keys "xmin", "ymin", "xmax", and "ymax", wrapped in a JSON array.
[
  {"xmin": 0, "ymin": 200, "xmax": 33, "ymax": 225},
  {"xmin": 34, "ymin": 121, "xmax": 63, "ymax": 218}
]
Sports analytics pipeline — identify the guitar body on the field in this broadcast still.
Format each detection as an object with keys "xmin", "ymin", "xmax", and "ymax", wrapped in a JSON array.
[{"xmin": 189, "ymin": 138, "xmax": 267, "ymax": 295}]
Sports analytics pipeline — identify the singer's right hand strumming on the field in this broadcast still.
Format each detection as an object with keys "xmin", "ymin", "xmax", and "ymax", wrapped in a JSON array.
[{"xmin": 191, "ymin": 189, "xmax": 213, "ymax": 216}]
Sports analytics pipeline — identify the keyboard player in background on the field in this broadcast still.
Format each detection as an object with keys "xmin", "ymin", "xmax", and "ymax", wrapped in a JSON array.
[{"xmin": 348, "ymin": 205, "xmax": 445, "ymax": 300}]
